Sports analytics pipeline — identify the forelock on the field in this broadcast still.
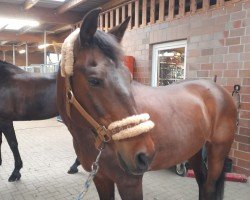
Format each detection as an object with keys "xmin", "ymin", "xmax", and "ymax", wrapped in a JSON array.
[
  {"xmin": 61, "ymin": 28, "xmax": 123, "ymax": 77},
  {"xmin": 92, "ymin": 30, "xmax": 123, "ymax": 63}
]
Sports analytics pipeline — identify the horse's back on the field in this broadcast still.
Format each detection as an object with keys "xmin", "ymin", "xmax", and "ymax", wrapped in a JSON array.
[{"xmin": 134, "ymin": 79, "xmax": 236, "ymax": 121}]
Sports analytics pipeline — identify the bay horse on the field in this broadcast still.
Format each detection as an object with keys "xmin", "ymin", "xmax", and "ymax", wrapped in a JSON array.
[
  {"xmin": 0, "ymin": 60, "xmax": 58, "ymax": 181},
  {"xmin": 57, "ymin": 9, "xmax": 237, "ymax": 200}
]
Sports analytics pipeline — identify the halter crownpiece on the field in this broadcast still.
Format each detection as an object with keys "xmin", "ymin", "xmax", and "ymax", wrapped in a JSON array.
[{"xmin": 61, "ymin": 29, "xmax": 155, "ymax": 142}]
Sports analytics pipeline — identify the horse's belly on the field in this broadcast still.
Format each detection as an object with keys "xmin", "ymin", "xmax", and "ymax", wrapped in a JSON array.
[{"xmin": 149, "ymin": 129, "xmax": 206, "ymax": 170}]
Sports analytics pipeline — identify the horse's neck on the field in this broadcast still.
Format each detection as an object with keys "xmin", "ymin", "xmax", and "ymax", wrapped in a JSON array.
[
  {"xmin": 131, "ymin": 81, "xmax": 154, "ymax": 111},
  {"xmin": 131, "ymin": 80, "xmax": 149, "ymax": 91},
  {"xmin": 131, "ymin": 81, "xmax": 156, "ymax": 98},
  {"xmin": 131, "ymin": 81, "xmax": 174, "ymax": 114}
]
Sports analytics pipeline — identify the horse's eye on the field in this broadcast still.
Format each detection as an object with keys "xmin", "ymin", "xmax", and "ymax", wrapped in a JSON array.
[{"xmin": 88, "ymin": 77, "xmax": 102, "ymax": 87}]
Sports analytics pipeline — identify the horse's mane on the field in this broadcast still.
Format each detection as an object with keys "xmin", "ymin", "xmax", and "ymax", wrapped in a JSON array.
[
  {"xmin": 92, "ymin": 30, "xmax": 123, "ymax": 64},
  {"xmin": 0, "ymin": 60, "xmax": 25, "ymax": 74}
]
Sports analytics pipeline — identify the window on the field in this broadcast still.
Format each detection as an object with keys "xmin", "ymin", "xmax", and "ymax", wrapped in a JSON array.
[
  {"xmin": 151, "ymin": 40, "xmax": 187, "ymax": 87},
  {"xmin": 47, "ymin": 53, "xmax": 61, "ymax": 64}
]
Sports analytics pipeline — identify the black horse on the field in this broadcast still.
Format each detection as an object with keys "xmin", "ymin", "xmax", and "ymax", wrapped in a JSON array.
[{"xmin": 0, "ymin": 60, "xmax": 58, "ymax": 181}]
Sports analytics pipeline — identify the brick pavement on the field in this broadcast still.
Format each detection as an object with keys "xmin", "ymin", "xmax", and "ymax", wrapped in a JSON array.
[{"xmin": 0, "ymin": 119, "xmax": 249, "ymax": 200}]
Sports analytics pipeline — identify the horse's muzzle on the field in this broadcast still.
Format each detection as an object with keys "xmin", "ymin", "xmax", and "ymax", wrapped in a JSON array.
[
  {"xmin": 135, "ymin": 152, "xmax": 150, "ymax": 172},
  {"xmin": 118, "ymin": 153, "xmax": 131, "ymax": 174},
  {"xmin": 118, "ymin": 152, "xmax": 153, "ymax": 175}
]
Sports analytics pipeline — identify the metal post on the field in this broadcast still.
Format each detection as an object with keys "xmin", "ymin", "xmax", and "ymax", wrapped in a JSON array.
[
  {"xmin": 3, "ymin": 51, "xmax": 6, "ymax": 61},
  {"xmin": 25, "ymin": 42, "xmax": 28, "ymax": 67},
  {"xmin": 12, "ymin": 44, "xmax": 15, "ymax": 65},
  {"xmin": 44, "ymin": 30, "xmax": 47, "ymax": 65}
]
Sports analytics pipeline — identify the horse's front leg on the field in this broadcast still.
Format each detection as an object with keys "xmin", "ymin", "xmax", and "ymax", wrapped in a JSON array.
[
  {"xmin": 2, "ymin": 121, "xmax": 23, "ymax": 182},
  {"xmin": 0, "ymin": 131, "xmax": 2, "ymax": 165},
  {"xmin": 68, "ymin": 157, "xmax": 80, "ymax": 174},
  {"xmin": 93, "ymin": 175, "xmax": 115, "ymax": 200},
  {"xmin": 116, "ymin": 175, "xmax": 143, "ymax": 200}
]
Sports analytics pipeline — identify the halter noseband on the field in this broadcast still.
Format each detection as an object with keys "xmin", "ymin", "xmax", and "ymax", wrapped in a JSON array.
[{"xmin": 65, "ymin": 74, "xmax": 155, "ymax": 148}]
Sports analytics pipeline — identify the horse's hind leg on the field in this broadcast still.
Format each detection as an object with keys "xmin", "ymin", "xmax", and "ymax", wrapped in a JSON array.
[
  {"xmin": 93, "ymin": 176, "xmax": 115, "ymax": 200},
  {"xmin": 68, "ymin": 157, "xmax": 80, "ymax": 174},
  {"xmin": 2, "ymin": 121, "xmax": 23, "ymax": 182},
  {"xmin": 203, "ymin": 142, "xmax": 230, "ymax": 200},
  {"xmin": 188, "ymin": 149, "xmax": 207, "ymax": 200}
]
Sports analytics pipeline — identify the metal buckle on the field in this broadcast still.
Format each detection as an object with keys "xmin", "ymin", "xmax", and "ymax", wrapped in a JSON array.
[
  {"xmin": 67, "ymin": 90, "xmax": 74, "ymax": 103},
  {"xmin": 97, "ymin": 126, "xmax": 111, "ymax": 143}
]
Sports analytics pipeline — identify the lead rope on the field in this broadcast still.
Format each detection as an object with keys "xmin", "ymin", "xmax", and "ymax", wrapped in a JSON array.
[
  {"xmin": 76, "ymin": 143, "xmax": 105, "ymax": 200},
  {"xmin": 232, "ymin": 84, "xmax": 241, "ymax": 127}
]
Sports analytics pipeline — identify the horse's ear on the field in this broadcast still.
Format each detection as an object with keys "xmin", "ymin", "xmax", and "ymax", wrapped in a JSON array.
[
  {"xmin": 108, "ymin": 16, "xmax": 131, "ymax": 43},
  {"xmin": 80, "ymin": 8, "xmax": 102, "ymax": 46}
]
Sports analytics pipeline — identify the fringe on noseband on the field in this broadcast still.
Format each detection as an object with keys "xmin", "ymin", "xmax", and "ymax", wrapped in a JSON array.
[
  {"xmin": 61, "ymin": 28, "xmax": 80, "ymax": 77},
  {"xmin": 108, "ymin": 114, "xmax": 155, "ymax": 140}
]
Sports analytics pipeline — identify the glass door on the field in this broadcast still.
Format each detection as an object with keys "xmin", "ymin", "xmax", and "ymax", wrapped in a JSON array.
[{"xmin": 151, "ymin": 41, "xmax": 187, "ymax": 87}]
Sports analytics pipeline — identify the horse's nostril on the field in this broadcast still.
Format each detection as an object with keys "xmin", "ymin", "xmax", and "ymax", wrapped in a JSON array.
[{"xmin": 135, "ymin": 153, "xmax": 149, "ymax": 171}]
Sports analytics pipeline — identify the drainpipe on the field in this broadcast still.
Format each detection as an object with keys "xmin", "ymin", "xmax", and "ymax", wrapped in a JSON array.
[
  {"xmin": 3, "ymin": 51, "xmax": 6, "ymax": 61},
  {"xmin": 44, "ymin": 30, "xmax": 47, "ymax": 65},
  {"xmin": 12, "ymin": 44, "xmax": 15, "ymax": 65},
  {"xmin": 25, "ymin": 42, "xmax": 28, "ymax": 67}
]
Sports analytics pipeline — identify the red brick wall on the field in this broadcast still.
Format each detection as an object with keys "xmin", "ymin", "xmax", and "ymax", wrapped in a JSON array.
[{"xmin": 121, "ymin": 1, "xmax": 250, "ymax": 176}]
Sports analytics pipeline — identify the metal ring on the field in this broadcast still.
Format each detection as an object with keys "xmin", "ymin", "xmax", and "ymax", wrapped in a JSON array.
[
  {"xmin": 97, "ymin": 126, "xmax": 111, "ymax": 143},
  {"xmin": 97, "ymin": 142, "xmax": 105, "ymax": 151},
  {"xmin": 103, "ymin": 134, "xmax": 111, "ymax": 143},
  {"xmin": 67, "ymin": 90, "xmax": 74, "ymax": 103},
  {"xmin": 234, "ymin": 84, "xmax": 241, "ymax": 92},
  {"xmin": 91, "ymin": 162, "xmax": 99, "ymax": 172}
]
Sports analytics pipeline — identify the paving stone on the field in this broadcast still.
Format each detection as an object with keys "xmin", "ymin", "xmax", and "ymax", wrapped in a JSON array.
[{"xmin": 0, "ymin": 119, "xmax": 249, "ymax": 200}]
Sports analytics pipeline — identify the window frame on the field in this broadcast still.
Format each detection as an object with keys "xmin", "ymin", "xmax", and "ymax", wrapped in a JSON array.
[{"xmin": 151, "ymin": 40, "xmax": 187, "ymax": 87}]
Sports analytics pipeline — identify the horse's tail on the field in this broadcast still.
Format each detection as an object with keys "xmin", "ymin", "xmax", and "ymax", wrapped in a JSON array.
[{"xmin": 215, "ymin": 159, "xmax": 227, "ymax": 199}]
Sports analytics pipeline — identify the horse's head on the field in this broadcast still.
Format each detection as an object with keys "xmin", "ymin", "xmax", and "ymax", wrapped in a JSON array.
[{"xmin": 61, "ymin": 8, "xmax": 155, "ymax": 175}]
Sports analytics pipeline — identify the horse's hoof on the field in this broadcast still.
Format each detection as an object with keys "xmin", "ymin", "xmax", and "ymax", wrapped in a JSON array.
[
  {"xmin": 68, "ymin": 167, "xmax": 78, "ymax": 174},
  {"xmin": 8, "ymin": 172, "xmax": 21, "ymax": 182}
]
